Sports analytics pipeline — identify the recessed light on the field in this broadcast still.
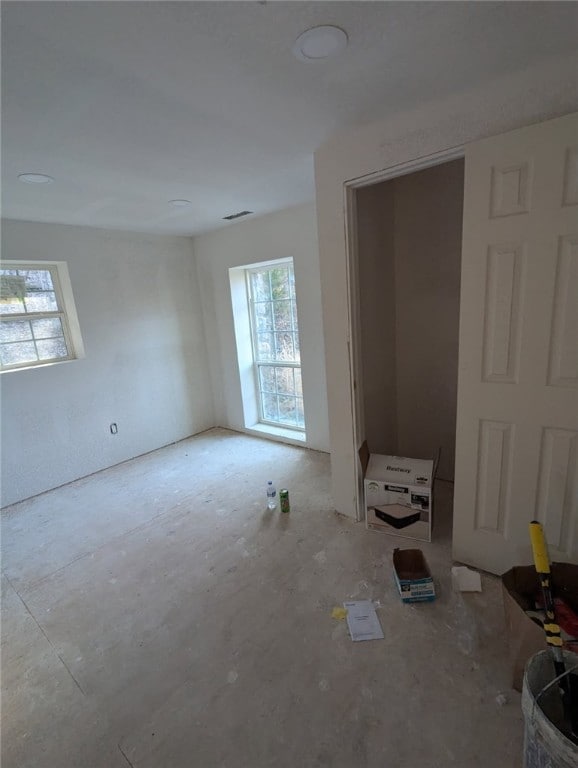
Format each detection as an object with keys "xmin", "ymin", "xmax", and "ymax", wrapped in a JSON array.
[
  {"xmin": 18, "ymin": 173, "xmax": 54, "ymax": 184},
  {"xmin": 293, "ymin": 25, "xmax": 348, "ymax": 62},
  {"xmin": 169, "ymin": 199, "xmax": 192, "ymax": 207}
]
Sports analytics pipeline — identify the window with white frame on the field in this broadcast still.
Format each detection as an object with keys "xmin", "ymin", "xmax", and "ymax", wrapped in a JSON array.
[
  {"xmin": 0, "ymin": 262, "xmax": 83, "ymax": 372},
  {"xmin": 247, "ymin": 261, "xmax": 304, "ymax": 430}
]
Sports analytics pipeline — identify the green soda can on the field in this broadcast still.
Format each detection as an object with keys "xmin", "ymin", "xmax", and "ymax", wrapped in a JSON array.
[{"xmin": 280, "ymin": 489, "xmax": 290, "ymax": 513}]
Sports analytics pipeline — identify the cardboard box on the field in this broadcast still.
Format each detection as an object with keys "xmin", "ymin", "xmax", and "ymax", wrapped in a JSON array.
[
  {"xmin": 359, "ymin": 442, "xmax": 436, "ymax": 542},
  {"xmin": 502, "ymin": 563, "xmax": 578, "ymax": 692},
  {"xmin": 393, "ymin": 548, "xmax": 436, "ymax": 603}
]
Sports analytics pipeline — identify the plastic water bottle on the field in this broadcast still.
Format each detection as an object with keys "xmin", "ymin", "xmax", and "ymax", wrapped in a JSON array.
[{"xmin": 266, "ymin": 481, "xmax": 277, "ymax": 510}]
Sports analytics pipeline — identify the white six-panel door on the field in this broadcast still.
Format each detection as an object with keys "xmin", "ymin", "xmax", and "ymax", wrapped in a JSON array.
[{"xmin": 453, "ymin": 112, "xmax": 578, "ymax": 574}]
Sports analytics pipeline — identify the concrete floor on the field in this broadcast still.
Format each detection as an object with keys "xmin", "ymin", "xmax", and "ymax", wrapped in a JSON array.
[{"xmin": 1, "ymin": 428, "xmax": 523, "ymax": 767}]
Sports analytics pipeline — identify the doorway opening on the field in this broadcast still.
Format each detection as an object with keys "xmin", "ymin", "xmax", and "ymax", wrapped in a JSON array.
[{"xmin": 348, "ymin": 155, "xmax": 465, "ymax": 542}]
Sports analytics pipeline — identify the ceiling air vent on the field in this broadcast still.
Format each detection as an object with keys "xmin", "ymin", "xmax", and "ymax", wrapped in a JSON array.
[{"xmin": 223, "ymin": 210, "xmax": 253, "ymax": 221}]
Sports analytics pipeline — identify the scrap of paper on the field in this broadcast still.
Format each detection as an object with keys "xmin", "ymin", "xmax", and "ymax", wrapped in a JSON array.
[
  {"xmin": 451, "ymin": 566, "xmax": 482, "ymax": 592},
  {"xmin": 344, "ymin": 600, "xmax": 384, "ymax": 642}
]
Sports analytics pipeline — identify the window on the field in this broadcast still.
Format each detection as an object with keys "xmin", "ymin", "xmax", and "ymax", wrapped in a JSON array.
[
  {"xmin": 247, "ymin": 261, "xmax": 304, "ymax": 430},
  {"xmin": 0, "ymin": 262, "xmax": 83, "ymax": 372}
]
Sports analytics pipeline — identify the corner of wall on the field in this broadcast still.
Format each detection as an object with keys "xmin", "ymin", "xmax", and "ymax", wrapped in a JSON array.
[{"xmin": 191, "ymin": 235, "xmax": 221, "ymax": 428}]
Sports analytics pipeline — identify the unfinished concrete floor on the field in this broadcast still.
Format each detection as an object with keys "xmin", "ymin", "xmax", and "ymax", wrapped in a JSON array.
[{"xmin": 2, "ymin": 428, "xmax": 523, "ymax": 767}]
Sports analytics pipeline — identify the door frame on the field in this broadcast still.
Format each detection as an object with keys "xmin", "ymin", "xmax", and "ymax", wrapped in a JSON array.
[{"xmin": 343, "ymin": 144, "xmax": 465, "ymax": 521}]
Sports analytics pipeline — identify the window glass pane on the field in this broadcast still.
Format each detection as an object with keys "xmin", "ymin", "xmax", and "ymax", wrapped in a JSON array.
[
  {"xmin": 278, "ymin": 396, "xmax": 297, "ymax": 426},
  {"xmin": 251, "ymin": 271, "xmax": 270, "ymax": 302},
  {"xmin": 294, "ymin": 367, "xmax": 303, "ymax": 397},
  {"xmin": 1, "ymin": 270, "xmax": 26, "ymax": 292},
  {"xmin": 32, "ymin": 317, "xmax": 64, "ymax": 339},
  {"xmin": 0, "ymin": 295, "xmax": 25, "ymax": 315},
  {"xmin": 24, "ymin": 292, "xmax": 58, "ymax": 313},
  {"xmin": 0, "ymin": 341, "xmax": 37, "ymax": 366},
  {"xmin": 275, "ymin": 332, "xmax": 294, "ymax": 361},
  {"xmin": 291, "ymin": 300, "xmax": 299, "ymax": 332},
  {"xmin": 249, "ymin": 263, "xmax": 304, "ymax": 431},
  {"xmin": 22, "ymin": 269, "xmax": 55, "ymax": 292},
  {"xmin": 0, "ymin": 269, "xmax": 58, "ymax": 315},
  {"xmin": 262, "ymin": 392, "xmax": 278, "ymax": 422},
  {"xmin": 0, "ymin": 319, "xmax": 33, "ymax": 343},
  {"xmin": 259, "ymin": 365, "xmax": 276, "ymax": 393},
  {"xmin": 275, "ymin": 366, "xmax": 295, "ymax": 395},
  {"xmin": 296, "ymin": 398, "xmax": 305, "ymax": 428},
  {"xmin": 256, "ymin": 332, "xmax": 274, "ymax": 362},
  {"xmin": 255, "ymin": 302, "xmax": 273, "ymax": 332},
  {"xmin": 273, "ymin": 300, "xmax": 292, "ymax": 331},
  {"xmin": 270, "ymin": 267, "xmax": 289, "ymax": 300},
  {"xmin": 36, "ymin": 338, "xmax": 69, "ymax": 361}
]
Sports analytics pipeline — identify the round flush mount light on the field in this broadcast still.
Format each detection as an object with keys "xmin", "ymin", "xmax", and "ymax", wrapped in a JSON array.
[
  {"xmin": 18, "ymin": 173, "xmax": 54, "ymax": 184},
  {"xmin": 292, "ymin": 25, "xmax": 348, "ymax": 62},
  {"xmin": 169, "ymin": 199, "xmax": 192, "ymax": 207}
]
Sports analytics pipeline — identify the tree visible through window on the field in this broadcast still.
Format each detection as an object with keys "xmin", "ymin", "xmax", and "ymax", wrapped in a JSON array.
[
  {"xmin": 0, "ymin": 264, "xmax": 78, "ymax": 371},
  {"xmin": 247, "ymin": 262, "xmax": 304, "ymax": 430}
]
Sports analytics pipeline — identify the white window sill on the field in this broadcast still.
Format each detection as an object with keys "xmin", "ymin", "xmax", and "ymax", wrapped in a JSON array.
[
  {"xmin": 246, "ymin": 423, "xmax": 307, "ymax": 445},
  {"xmin": 0, "ymin": 356, "xmax": 82, "ymax": 374}
]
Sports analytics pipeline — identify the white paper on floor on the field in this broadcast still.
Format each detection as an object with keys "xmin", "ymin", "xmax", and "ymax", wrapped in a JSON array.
[
  {"xmin": 343, "ymin": 600, "xmax": 384, "ymax": 642},
  {"xmin": 451, "ymin": 566, "xmax": 482, "ymax": 592}
]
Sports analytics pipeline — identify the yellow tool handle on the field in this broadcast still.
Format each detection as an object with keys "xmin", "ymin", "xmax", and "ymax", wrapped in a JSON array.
[
  {"xmin": 528, "ymin": 522, "xmax": 576, "ymax": 736},
  {"xmin": 530, "ymin": 521, "xmax": 550, "ymax": 575}
]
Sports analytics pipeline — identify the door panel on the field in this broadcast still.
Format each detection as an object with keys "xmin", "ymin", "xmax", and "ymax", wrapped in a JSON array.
[{"xmin": 453, "ymin": 112, "xmax": 578, "ymax": 574}]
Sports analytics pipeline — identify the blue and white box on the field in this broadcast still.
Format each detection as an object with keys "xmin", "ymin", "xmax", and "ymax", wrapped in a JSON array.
[{"xmin": 393, "ymin": 548, "xmax": 436, "ymax": 603}]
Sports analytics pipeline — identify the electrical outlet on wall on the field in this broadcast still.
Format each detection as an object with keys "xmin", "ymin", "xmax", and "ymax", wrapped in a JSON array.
[{"xmin": 110, "ymin": 423, "xmax": 118, "ymax": 435}]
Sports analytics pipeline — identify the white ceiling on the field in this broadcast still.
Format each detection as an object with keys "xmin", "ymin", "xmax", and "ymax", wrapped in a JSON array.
[{"xmin": 2, "ymin": 1, "xmax": 577, "ymax": 236}]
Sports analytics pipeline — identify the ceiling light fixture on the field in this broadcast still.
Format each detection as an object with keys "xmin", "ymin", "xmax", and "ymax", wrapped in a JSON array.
[
  {"xmin": 169, "ymin": 199, "xmax": 192, "ymax": 207},
  {"xmin": 292, "ymin": 25, "xmax": 348, "ymax": 62},
  {"xmin": 18, "ymin": 173, "xmax": 54, "ymax": 184}
]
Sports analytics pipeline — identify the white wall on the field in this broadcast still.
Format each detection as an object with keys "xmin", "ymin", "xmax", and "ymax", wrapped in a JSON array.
[
  {"xmin": 356, "ymin": 182, "xmax": 397, "ymax": 455},
  {"xmin": 315, "ymin": 51, "xmax": 578, "ymax": 518},
  {"xmin": 194, "ymin": 203, "xmax": 330, "ymax": 453},
  {"xmin": 393, "ymin": 161, "xmax": 464, "ymax": 481},
  {"xmin": 1, "ymin": 220, "xmax": 214, "ymax": 506}
]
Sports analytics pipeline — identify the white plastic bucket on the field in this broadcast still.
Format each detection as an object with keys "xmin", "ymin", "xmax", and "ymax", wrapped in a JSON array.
[{"xmin": 522, "ymin": 650, "xmax": 578, "ymax": 768}]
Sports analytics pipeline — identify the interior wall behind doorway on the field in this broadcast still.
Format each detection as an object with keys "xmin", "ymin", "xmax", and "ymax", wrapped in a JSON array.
[{"xmin": 357, "ymin": 159, "xmax": 464, "ymax": 481}]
